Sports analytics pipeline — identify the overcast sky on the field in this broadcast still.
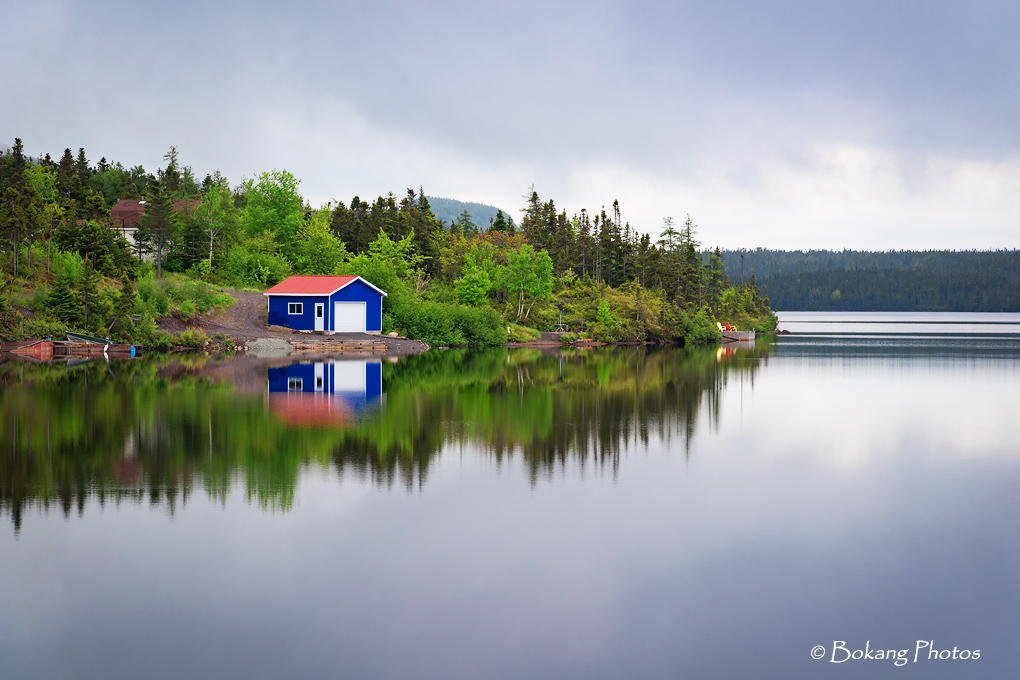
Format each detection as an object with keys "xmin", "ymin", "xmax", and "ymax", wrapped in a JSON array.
[{"xmin": 4, "ymin": 0, "xmax": 1019, "ymax": 249}]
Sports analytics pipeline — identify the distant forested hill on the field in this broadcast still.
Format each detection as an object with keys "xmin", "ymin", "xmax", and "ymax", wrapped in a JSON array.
[
  {"xmin": 718, "ymin": 249, "xmax": 1020, "ymax": 311},
  {"xmin": 426, "ymin": 196, "xmax": 515, "ymax": 230}
]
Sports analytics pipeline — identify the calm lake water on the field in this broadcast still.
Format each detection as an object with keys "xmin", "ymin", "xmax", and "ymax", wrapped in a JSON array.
[{"xmin": 3, "ymin": 313, "xmax": 1020, "ymax": 679}]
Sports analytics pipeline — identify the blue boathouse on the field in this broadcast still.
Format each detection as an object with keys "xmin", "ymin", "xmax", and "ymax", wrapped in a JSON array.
[{"xmin": 263, "ymin": 275, "xmax": 387, "ymax": 333}]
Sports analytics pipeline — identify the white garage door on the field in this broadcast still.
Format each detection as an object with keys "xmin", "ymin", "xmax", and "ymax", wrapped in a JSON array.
[{"xmin": 333, "ymin": 301, "xmax": 366, "ymax": 332}]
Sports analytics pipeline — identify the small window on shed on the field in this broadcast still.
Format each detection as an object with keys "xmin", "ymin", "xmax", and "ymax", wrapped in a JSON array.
[
  {"xmin": 288, "ymin": 302, "xmax": 303, "ymax": 315},
  {"xmin": 288, "ymin": 377, "xmax": 303, "ymax": 391}
]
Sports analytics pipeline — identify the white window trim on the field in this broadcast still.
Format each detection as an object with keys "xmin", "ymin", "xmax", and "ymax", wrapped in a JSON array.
[
  {"xmin": 288, "ymin": 302, "xmax": 303, "ymax": 315},
  {"xmin": 288, "ymin": 377, "xmax": 303, "ymax": 391}
]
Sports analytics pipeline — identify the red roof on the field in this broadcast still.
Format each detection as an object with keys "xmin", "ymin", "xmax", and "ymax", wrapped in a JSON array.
[
  {"xmin": 263, "ymin": 275, "xmax": 387, "ymax": 296},
  {"xmin": 110, "ymin": 198, "xmax": 200, "ymax": 230}
]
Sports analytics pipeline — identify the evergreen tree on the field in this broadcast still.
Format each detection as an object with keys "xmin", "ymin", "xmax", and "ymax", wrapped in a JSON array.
[
  {"xmin": 46, "ymin": 263, "xmax": 79, "ymax": 325},
  {"xmin": 54, "ymin": 218, "xmax": 117, "ymax": 273},
  {"xmin": 78, "ymin": 257, "xmax": 102, "ymax": 333},
  {"xmin": 521, "ymin": 186, "xmax": 544, "ymax": 248},
  {"xmin": 578, "ymin": 209, "xmax": 592, "ymax": 279},
  {"xmin": 397, "ymin": 188, "xmax": 443, "ymax": 276},
  {"xmin": 677, "ymin": 215, "xmax": 702, "ymax": 307},
  {"xmin": 108, "ymin": 274, "xmax": 137, "ymax": 338},
  {"xmin": 491, "ymin": 209, "xmax": 508, "ymax": 233},
  {"xmin": 71, "ymin": 148, "xmax": 92, "ymax": 212},
  {"xmin": 55, "ymin": 148, "xmax": 75, "ymax": 201},
  {"xmin": 705, "ymin": 247, "xmax": 727, "ymax": 313},
  {"xmin": 1, "ymin": 139, "xmax": 48, "ymax": 279},
  {"xmin": 137, "ymin": 175, "xmax": 177, "ymax": 277},
  {"xmin": 455, "ymin": 208, "xmax": 477, "ymax": 236},
  {"xmin": 162, "ymin": 146, "xmax": 182, "ymax": 196}
]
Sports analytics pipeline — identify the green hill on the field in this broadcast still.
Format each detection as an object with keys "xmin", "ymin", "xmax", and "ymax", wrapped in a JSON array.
[{"xmin": 426, "ymin": 196, "xmax": 516, "ymax": 231}]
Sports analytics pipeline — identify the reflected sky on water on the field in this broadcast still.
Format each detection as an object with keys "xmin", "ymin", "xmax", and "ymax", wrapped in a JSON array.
[{"xmin": 2, "ymin": 316, "xmax": 1019, "ymax": 679}]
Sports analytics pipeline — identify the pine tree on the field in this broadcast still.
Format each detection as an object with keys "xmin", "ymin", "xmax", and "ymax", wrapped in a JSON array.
[
  {"xmin": 455, "ymin": 208, "xmax": 477, "ymax": 236},
  {"xmin": 162, "ymin": 146, "xmax": 182, "ymax": 196},
  {"xmin": 1, "ymin": 138, "xmax": 44, "ymax": 280},
  {"xmin": 78, "ymin": 257, "xmax": 102, "ymax": 333},
  {"xmin": 491, "ymin": 209, "xmax": 507, "ymax": 233},
  {"xmin": 46, "ymin": 264, "xmax": 79, "ymax": 325},
  {"xmin": 521, "ymin": 186, "xmax": 544, "ymax": 248},
  {"xmin": 71, "ymin": 148, "xmax": 92, "ymax": 212},
  {"xmin": 578, "ymin": 209, "xmax": 591, "ymax": 279},
  {"xmin": 107, "ymin": 274, "xmax": 137, "ymax": 338},
  {"xmin": 56, "ymin": 148, "xmax": 75, "ymax": 201},
  {"xmin": 137, "ymin": 176, "xmax": 177, "ymax": 277},
  {"xmin": 705, "ymin": 246, "xmax": 726, "ymax": 314}
]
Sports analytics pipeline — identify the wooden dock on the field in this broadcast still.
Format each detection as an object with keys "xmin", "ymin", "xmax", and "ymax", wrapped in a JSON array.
[
  {"xmin": 288, "ymin": 338, "xmax": 387, "ymax": 353},
  {"xmin": 2, "ymin": 337, "xmax": 141, "ymax": 360},
  {"xmin": 54, "ymin": 340, "xmax": 139, "ymax": 357},
  {"xmin": 721, "ymin": 330, "xmax": 755, "ymax": 342}
]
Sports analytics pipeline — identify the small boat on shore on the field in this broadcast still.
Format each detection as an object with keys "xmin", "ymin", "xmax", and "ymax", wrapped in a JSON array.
[
  {"xmin": 66, "ymin": 331, "xmax": 111, "ymax": 344},
  {"xmin": 61, "ymin": 332, "xmax": 140, "ymax": 357}
]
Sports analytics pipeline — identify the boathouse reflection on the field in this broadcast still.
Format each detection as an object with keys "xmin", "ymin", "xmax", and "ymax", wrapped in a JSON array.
[{"xmin": 267, "ymin": 359, "xmax": 384, "ymax": 426}]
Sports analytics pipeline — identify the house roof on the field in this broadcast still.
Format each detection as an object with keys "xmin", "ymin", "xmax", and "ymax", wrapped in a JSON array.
[
  {"xmin": 110, "ymin": 198, "xmax": 200, "ymax": 230},
  {"xmin": 263, "ymin": 275, "xmax": 387, "ymax": 297}
]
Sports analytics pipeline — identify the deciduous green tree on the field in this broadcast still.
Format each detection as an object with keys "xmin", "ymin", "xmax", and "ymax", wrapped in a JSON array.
[
  {"xmin": 194, "ymin": 183, "xmax": 237, "ymax": 269},
  {"xmin": 456, "ymin": 257, "xmax": 491, "ymax": 306},
  {"xmin": 293, "ymin": 209, "xmax": 349, "ymax": 275},
  {"xmin": 241, "ymin": 170, "xmax": 304, "ymax": 259},
  {"xmin": 495, "ymin": 244, "xmax": 553, "ymax": 323}
]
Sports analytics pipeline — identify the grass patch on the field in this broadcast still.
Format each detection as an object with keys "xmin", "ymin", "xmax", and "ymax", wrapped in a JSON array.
[{"xmin": 507, "ymin": 324, "xmax": 541, "ymax": 343}]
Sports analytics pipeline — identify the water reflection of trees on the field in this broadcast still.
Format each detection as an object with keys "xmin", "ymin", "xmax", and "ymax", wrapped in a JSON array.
[{"xmin": 1, "ymin": 343, "xmax": 770, "ymax": 530}]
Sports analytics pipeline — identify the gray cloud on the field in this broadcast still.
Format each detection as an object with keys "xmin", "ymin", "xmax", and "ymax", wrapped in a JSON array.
[{"xmin": 4, "ymin": 0, "xmax": 1019, "ymax": 247}]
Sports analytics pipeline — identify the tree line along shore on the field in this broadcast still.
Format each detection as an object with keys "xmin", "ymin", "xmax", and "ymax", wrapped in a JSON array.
[
  {"xmin": 720, "ymin": 249, "xmax": 1020, "ymax": 312},
  {"xmin": 0, "ymin": 139, "xmax": 776, "ymax": 349}
]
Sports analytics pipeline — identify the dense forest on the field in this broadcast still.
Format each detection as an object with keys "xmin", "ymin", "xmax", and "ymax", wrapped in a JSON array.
[
  {"xmin": 719, "ymin": 249, "xmax": 1020, "ymax": 311},
  {"xmin": 0, "ymin": 138, "xmax": 775, "ymax": 347}
]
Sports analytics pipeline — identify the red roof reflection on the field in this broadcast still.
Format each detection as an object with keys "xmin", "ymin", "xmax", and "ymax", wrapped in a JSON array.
[{"xmin": 268, "ymin": 393, "xmax": 355, "ymax": 427}]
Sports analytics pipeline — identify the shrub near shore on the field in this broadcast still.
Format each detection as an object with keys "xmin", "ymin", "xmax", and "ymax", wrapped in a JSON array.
[{"xmin": 1, "ymin": 252, "xmax": 235, "ymax": 346}]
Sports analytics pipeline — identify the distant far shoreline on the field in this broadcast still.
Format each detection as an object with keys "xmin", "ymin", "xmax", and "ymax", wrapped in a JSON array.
[{"xmin": 718, "ymin": 249, "xmax": 1020, "ymax": 312}]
